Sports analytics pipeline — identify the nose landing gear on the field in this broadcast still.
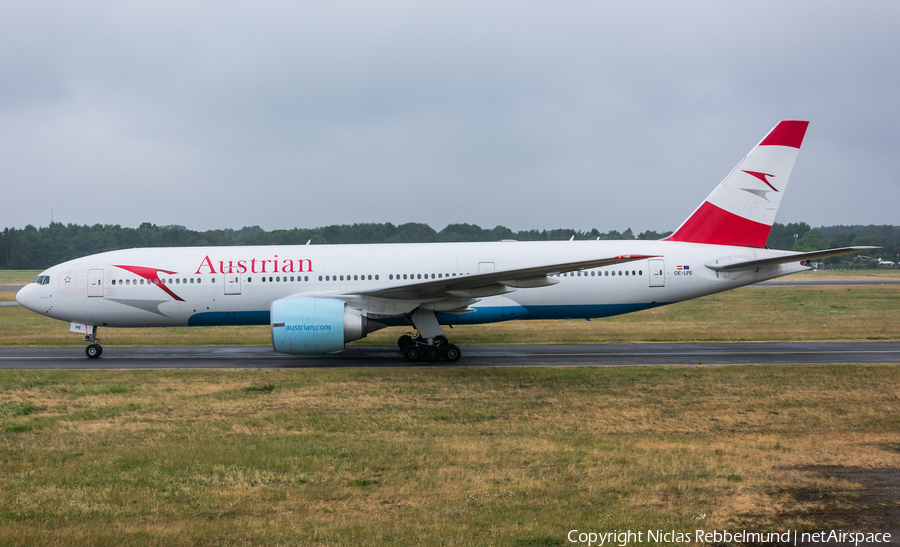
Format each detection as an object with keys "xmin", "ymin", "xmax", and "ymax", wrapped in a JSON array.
[{"xmin": 82, "ymin": 326, "xmax": 102, "ymax": 359}]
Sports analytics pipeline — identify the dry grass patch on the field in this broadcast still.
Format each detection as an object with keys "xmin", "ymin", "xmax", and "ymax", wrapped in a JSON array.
[{"xmin": 1, "ymin": 366, "xmax": 899, "ymax": 545}]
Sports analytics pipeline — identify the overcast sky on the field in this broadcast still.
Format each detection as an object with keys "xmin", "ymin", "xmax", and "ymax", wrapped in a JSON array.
[{"xmin": 1, "ymin": 1, "xmax": 898, "ymax": 234}]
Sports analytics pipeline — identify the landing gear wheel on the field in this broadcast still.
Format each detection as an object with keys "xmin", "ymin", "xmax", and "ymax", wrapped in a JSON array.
[
  {"xmin": 403, "ymin": 345, "xmax": 422, "ymax": 362},
  {"xmin": 443, "ymin": 344, "xmax": 461, "ymax": 363},
  {"xmin": 86, "ymin": 344, "xmax": 102, "ymax": 359},
  {"xmin": 424, "ymin": 346, "xmax": 441, "ymax": 362},
  {"xmin": 433, "ymin": 335, "xmax": 448, "ymax": 346},
  {"xmin": 398, "ymin": 335, "xmax": 414, "ymax": 350}
]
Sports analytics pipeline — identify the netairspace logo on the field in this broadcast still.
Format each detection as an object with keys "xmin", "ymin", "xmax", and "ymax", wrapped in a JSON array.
[
  {"xmin": 567, "ymin": 529, "xmax": 893, "ymax": 546},
  {"xmin": 285, "ymin": 324, "xmax": 331, "ymax": 332}
]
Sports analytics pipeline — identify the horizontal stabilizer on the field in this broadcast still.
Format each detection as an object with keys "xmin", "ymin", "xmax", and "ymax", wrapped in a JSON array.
[{"xmin": 706, "ymin": 246, "xmax": 880, "ymax": 272}]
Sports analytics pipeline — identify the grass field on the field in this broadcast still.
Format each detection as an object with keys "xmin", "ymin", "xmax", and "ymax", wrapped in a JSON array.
[
  {"xmin": 1, "ymin": 366, "xmax": 898, "ymax": 546},
  {"xmin": 0, "ymin": 271, "xmax": 40, "ymax": 285},
  {"xmin": 2, "ymin": 285, "xmax": 899, "ymax": 347},
  {"xmin": 2, "ymin": 271, "xmax": 899, "ymax": 545}
]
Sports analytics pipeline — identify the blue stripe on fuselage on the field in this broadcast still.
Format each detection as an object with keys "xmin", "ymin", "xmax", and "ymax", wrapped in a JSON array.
[
  {"xmin": 187, "ymin": 303, "xmax": 671, "ymax": 328},
  {"xmin": 188, "ymin": 311, "xmax": 270, "ymax": 326}
]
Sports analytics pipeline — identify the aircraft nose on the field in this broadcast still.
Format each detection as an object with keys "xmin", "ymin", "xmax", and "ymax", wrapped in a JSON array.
[{"xmin": 15, "ymin": 285, "xmax": 32, "ymax": 310}]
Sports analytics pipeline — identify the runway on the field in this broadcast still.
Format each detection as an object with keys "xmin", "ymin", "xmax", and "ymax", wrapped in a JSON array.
[{"xmin": 1, "ymin": 341, "xmax": 899, "ymax": 369}]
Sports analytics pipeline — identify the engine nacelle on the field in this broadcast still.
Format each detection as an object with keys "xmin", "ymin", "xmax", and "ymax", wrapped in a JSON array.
[{"xmin": 270, "ymin": 297, "xmax": 375, "ymax": 355}]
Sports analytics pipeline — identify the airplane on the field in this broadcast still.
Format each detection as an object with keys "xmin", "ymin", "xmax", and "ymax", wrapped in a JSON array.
[
  {"xmin": 877, "ymin": 258, "xmax": 896, "ymax": 267},
  {"xmin": 16, "ymin": 120, "xmax": 876, "ymax": 361}
]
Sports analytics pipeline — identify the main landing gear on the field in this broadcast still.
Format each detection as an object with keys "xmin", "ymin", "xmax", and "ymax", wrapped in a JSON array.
[
  {"xmin": 397, "ymin": 334, "xmax": 462, "ymax": 363},
  {"xmin": 83, "ymin": 326, "xmax": 102, "ymax": 359},
  {"xmin": 397, "ymin": 308, "xmax": 461, "ymax": 363}
]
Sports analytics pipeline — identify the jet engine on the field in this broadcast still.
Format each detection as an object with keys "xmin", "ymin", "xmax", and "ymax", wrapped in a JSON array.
[{"xmin": 270, "ymin": 297, "xmax": 381, "ymax": 355}]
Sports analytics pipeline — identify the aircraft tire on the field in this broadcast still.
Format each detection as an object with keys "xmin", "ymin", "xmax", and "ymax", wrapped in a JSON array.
[
  {"xmin": 398, "ymin": 335, "xmax": 414, "ymax": 350},
  {"xmin": 424, "ymin": 346, "xmax": 441, "ymax": 362},
  {"xmin": 403, "ymin": 345, "xmax": 422, "ymax": 362},
  {"xmin": 443, "ymin": 344, "xmax": 461, "ymax": 363},
  {"xmin": 86, "ymin": 344, "xmax": 102, "ymax": 359}
]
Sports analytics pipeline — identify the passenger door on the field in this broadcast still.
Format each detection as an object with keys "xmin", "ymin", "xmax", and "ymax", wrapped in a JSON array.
[
  {"xmin": 649, "ymin": 259, "xmax": 665, "ymax": 287},
  {"xmin": 224, "ymin": 273, "xmax": 241, "ymax": 295},
  {"xmin": 88, "ymin": 269, "xmax": 104, "ymax": 297}
]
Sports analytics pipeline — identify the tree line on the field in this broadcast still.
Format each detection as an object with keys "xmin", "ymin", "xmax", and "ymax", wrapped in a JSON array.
[{"xmin": 1, "ymin": 221, "xmax": 897, "ymax": 270}]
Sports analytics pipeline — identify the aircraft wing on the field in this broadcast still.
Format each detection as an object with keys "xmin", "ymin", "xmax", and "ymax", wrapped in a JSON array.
[
  {"xmin": 355, "ymin": 254, "xmax": 658, "ymax": 300},
  {"xmin": 706, "ymin": 246, "xmax": 879, "ymax": 272}
]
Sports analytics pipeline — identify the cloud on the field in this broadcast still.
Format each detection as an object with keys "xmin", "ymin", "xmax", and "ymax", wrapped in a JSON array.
[{"xmin": 1, "ymin": 0, "xmax": 898, "ymax": 232}]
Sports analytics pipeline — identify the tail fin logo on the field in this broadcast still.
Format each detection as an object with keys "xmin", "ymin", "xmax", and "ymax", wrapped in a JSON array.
[{"xmin": 742, "ymin": 170, "xmax": 778, "ymax": 192}]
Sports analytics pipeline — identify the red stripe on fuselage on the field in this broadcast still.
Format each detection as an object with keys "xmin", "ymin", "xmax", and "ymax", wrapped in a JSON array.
[
  {"xmin": 114, "ymin": 265, "xmax": 185, "ymax": 302},
  {"xmin": 758, "ymin": 120, "xmax": 809, "ymax": 148},
  {"xmin": 665, "ymin": 201, "xmax": 771, "ymax": 247}
]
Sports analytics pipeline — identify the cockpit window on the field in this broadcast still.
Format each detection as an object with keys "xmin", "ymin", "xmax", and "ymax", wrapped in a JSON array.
[
  {"xmin": 31, "ymin": 275, "xmax": 49, "ymax": 285},
  {"xmin": 42, "ymin": 276, "xmax": 50, "ymax": 285}
]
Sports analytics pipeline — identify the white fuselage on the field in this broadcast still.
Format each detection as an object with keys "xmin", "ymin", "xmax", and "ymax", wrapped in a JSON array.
[{"xmin": 16, "ymin": 239, "xmax": 806, "ymax": 329}]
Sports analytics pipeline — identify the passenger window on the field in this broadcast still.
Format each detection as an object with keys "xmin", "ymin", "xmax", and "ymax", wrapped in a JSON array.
[
  {"xmin": 632, "ymin": 270, "xmax": 636, "ymax": 276},
  {"xmin": 112, "ymin": 280, "xmax": 117, "ymax": 285},
  {"xmin": 625, "ymin": 271, "xmax": 629, "ymax": 276},
  {"xmin": 140, "ymin": 279, "xmax": 144, "ymax": 285},
  {"xmin": 154, "ymin": 279, "xmax": 159, "ymax": 284},
  {"xmin": 375, "ymin": 275, "xmax": 379, "ymax": 280},
  {"xmin": 304, "ymin": 276, "xmax": 309, "ymax": 281},
  {"xmin": 639, "ymin": 270, "xmax": 643, "ymax": 276},
  {"xmin": 390, "ymin": 275, "xmax": 394, "ymax": 280},
  {"xmin": 198, "ymin": 278, "xmax": 202, "ymax": 284},
  {"xmin": 368, "ymin": 275, "xmax": 372, "ymax": 280},
  {"xmin": 248, "ymin": 277, "xmax": 252, "ymax": 282},
  {"xmin": 269, "ymin": 277, "xmax": 273, "ymax": 282},
  {"xmin": 403, "ymin": 274, "xmax": 407, "ymax": 280},
  {"xmin": 262, "ymin": 277, "xmax": 266, "ymax": 282}
]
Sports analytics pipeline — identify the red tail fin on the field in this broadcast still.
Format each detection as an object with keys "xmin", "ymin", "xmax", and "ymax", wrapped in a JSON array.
[{"xmin": 665, "ymin": 120, "xmax": 808, "ymax": 247}]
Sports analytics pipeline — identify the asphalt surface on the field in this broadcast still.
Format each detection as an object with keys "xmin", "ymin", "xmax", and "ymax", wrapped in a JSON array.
[
  {"xmin": 0, "ymin": 285, "xmax": 23, "ymax": 291},
  {"xmin": 1, "ymin": 342, "xmax": 899, "ymax": 369}
]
